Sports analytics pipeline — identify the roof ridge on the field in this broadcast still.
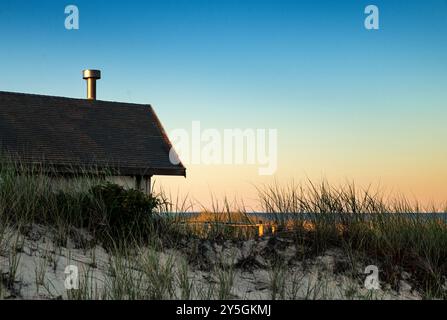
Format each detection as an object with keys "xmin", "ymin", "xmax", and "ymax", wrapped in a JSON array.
[{"xmin": 0, "ymin": 90, "xmax": 151, "ymax": 108}]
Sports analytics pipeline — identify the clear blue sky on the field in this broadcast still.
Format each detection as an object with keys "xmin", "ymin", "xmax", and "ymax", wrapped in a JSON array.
[{"xmin": 0, "ymin": 0, "xmax": 446, "ymax": 207}]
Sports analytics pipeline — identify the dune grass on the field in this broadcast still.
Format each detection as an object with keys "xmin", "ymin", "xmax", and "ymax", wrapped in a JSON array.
[
  {"xmin": 255, "ymin": 181, "xmax": 447, "ymax": 298},
  {"xmin": 0, "ymin": 159, "xmax": 445, "ymax": 299}
]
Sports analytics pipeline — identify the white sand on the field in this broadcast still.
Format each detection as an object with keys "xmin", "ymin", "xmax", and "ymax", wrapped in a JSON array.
[{"xmin": 0, "ymin": 225, "xmax": 421, "ymax": 300}]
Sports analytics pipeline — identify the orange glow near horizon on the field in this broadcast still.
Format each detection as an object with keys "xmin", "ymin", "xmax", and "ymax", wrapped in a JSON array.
[
  {"xmin": 154, "ymin": 162, "xmax": 447, "ymax": 212},
  {"xmin": 157, "ymin": 107, "xmax": 447, "ymax": 212}
]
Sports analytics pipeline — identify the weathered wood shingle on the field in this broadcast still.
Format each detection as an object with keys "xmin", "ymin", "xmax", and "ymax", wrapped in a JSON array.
[{"xmin": 0, "ymin": 91, "xmax": 186, "ymax": 177}]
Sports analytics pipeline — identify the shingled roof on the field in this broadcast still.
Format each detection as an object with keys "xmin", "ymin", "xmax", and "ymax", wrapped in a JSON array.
[{"xmin": 0, "ymin": 91, "xmax": 186, "ymax": 177}]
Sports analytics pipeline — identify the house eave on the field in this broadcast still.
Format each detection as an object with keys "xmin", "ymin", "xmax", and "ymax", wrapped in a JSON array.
[{"xmin": 0, "ymin": 160, "xmax": 186, "ymax": 178}]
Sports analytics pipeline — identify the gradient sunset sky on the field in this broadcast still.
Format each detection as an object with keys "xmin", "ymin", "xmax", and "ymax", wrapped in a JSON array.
[{"xmin": 0, "ymin": 0, "xmax": 446, "ymax": 210}]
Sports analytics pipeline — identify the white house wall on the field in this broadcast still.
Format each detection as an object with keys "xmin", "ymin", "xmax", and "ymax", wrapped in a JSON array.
[{"xmin": 47, "ymin": 176, "xmax": 152, "ymax": 195}]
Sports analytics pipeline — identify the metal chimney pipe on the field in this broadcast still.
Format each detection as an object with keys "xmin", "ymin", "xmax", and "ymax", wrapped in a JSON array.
[{"xmin": 83, "ymin": 70, "xmax": 101, "ymax": 100}]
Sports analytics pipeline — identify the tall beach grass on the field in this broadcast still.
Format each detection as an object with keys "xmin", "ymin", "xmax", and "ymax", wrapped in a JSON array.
[{"xmin": 0, "ymin": 157, "xmax": 445, "ymax": 299}]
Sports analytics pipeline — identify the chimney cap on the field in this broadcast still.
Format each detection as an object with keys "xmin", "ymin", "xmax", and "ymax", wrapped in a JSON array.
[{"xmin": 83, "ymin": 69, "xmax": 101, "ymax": 80}]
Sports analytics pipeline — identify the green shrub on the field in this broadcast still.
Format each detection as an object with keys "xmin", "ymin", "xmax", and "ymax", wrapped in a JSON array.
[{"xmin": 87, "ymin": 183, "xmax": 161, "ymax": 242}]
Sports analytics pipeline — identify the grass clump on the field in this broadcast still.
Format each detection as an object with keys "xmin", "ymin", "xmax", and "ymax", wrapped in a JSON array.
[{"xmin": 256, "ymin": 180, "xmax": 447, "ymax": 299}]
